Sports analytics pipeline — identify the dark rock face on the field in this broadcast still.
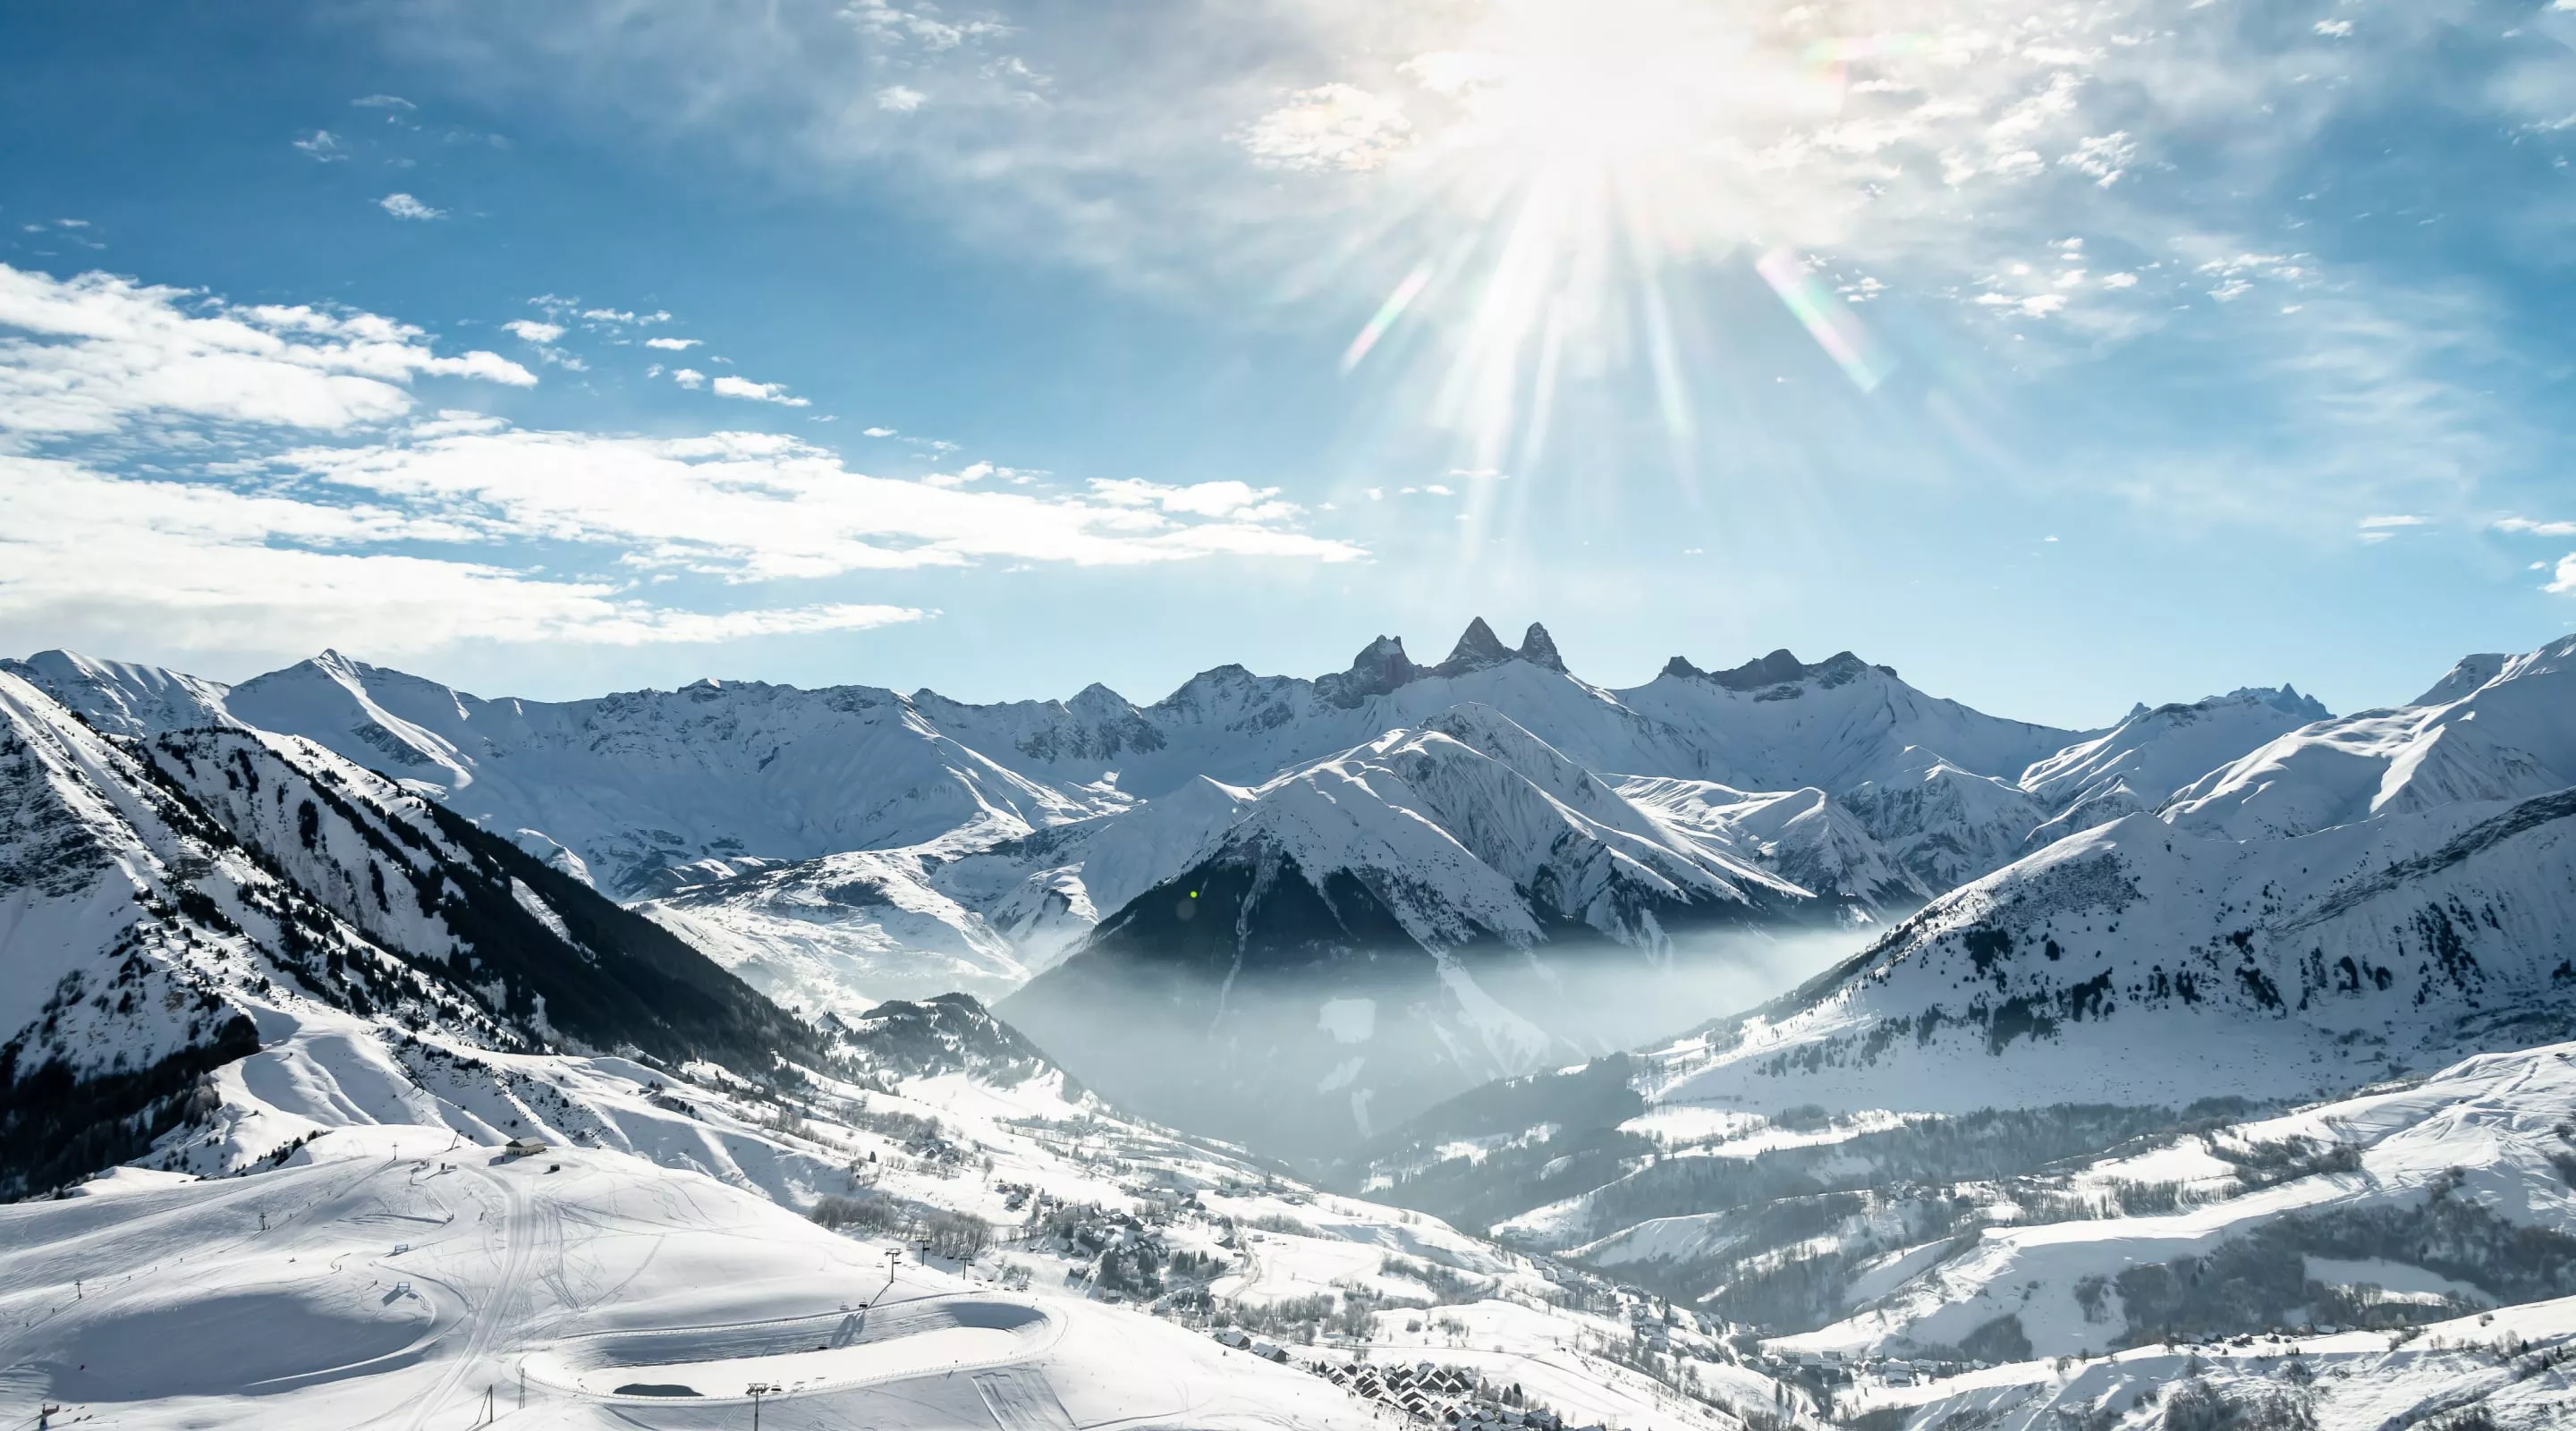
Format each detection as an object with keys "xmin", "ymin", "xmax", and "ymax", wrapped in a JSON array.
[
  {"xmin": 1318, "ymin": 636, "xmax": 1421, "ymax": 707},
  {"xmin": 1517, "ymin": 622, "xmax": 1567, "ymax": 673},
  {"xmin": 1318, "ymin": 621, "xmax": 1572, "ymax": 705},
  {"xmin": 1437, "ymin": 617, "xmax": 1517, "ymax": 674}
]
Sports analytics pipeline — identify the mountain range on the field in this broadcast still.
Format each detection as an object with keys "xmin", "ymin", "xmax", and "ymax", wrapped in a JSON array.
[
  {"xmin": 8, "ymin": 622, "xmax": 2353, "ymax": 1154},
  {"xmin": 5, "ymin": 624, "xmax": 2574, "ymax": 1431}
]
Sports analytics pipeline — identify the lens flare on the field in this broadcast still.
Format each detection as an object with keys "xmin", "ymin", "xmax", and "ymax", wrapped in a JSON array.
[
  {"xmin": 1756, "ymin": 246, "xmax": 1896, "ymax": 393},
  {"xmin": 1342, "ymin": 263, "xmax": 1435, "ymax": 373}
]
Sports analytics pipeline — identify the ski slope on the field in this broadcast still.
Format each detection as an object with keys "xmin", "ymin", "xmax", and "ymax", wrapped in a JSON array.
[{"xmin": 0, "ymin": 1127, "xmax": 1373, "ymax": 1430}]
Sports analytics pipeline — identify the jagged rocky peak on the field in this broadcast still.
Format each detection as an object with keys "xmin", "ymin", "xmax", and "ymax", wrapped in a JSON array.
[
  {"xmin": 1319, "ymin": 620, "xmax": 1572, "ymax": 703},
  {"xmin": 2222, "ymin": 684, "xmax": 2331, "ymax": 721},
  {"xmin": 1516, "ymin": 622, "xmax": 1566, "ymax": 673},
  {"xmin": 1318, "ymin": 634, "xmax": 1419, "ymax": 706},
  {"xmin": 2122, "ymin": 685, "xmax": 2333, "ymax": 724},
  {"xmin": 1441, "ymin": 616, "xmax": 1516, "ymax": 672},
  {"xmin": 1427, "ymin": 618, "xmax": 1569, "ymax": 678},
  {"xmin": 1666, "ymin": 647, "xmax": 1892, "ymax": 691}
]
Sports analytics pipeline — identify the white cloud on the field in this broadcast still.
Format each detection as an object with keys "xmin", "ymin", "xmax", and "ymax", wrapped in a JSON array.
[
  {"xmin": 2548, "ymin": 554, "xmax": 2576, "ymax": 596},
  {"xmin": 265, "ymin": 426, "xmax": 1361, "ymax": 579},
  {"xmin": 710, "ymin": 374, "xmax": 809, "ymax": 406},
  {"xmin": 2359, "ymin": 514, "xmax": 2427, "ymax": 528},
  {"xmin": 0, "ymin": 265, "xmax": 1368, "ymax": 659},
  {"xmin": 862, "ymin": 426, "xmax": 896, "ymax": 436},
  {"xmin": 1087, "ymin": 478, "xmax": 1299, "ymax": 521},
  {"xmin": 0, "ymin": 264, "xmax": 532, "ymax": 437},
  {"xmin": 377, "ymin": 192, "xmax": 445, "ymax": 221},
  {"xmin": 877, "ymin": 86, "xmax": 928, "ymax": 113},
  {"xmin": 2494, "ymin": 515, "xmax": 2576, "ymax": 537},
  {"xmin": 0, "ymin": 455, "xmax": 923, "ymax": 653},
  {"xmin": 293, "ymin": 130, "xmax": 348, "ymax": 162},
  {"xmin": 1237, "ymin": 84, "xmax": 1411, "ymax": 172},
  {"xmin": 581, "ymin": 308, "xmax": 638, "ymax": 323},
  {"xmin": 645, "ymin": 336, "xmax": 699, "ymax": 350},
  {"xmin": 504, "ymin": 319, "xmax": 565, "ymax": 343},
  {"xmin": 668, "ymin": 368, "xmax": 707, "ymax": 389},
  {"xmin": 352, "ymin": 94, "xmax": 415, "ymax": 109}
]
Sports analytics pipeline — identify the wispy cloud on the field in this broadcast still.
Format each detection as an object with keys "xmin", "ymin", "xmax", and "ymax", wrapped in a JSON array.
[
  {"xmin": 709, "ymin": 374, "xmax": 809, "ymax": 406},
  {"xmin": 292, "ymin": 130, "xmax": 348, "ymax": 161},
  {"xmin": 352, "ymin": 94, "xmax": 415, "ymax": 110},
  {"xmin": 377, "ymin": 192, "xmax": 445, "ymax": 221},
  {"xmin": 644, "ymin": 335, "xmax": 699, "ymax": 351},
  {"xmin": 361, "ymin": 0, "xmax": 2564, "ymax": 533},
  {"xmin": 2494, "ymin": 515, "xmax": 2576, "ymax": 538},
  {"xmin": 0, "ymin": 263, "xmax": 530, "ymax": 437},
  {"xmin": 502, "ymin": 319, "xmax": 564, "ymax": 343},
  {"xmin": 0, "ymin": 264, "xmax": 1362, "ymax": 659}
]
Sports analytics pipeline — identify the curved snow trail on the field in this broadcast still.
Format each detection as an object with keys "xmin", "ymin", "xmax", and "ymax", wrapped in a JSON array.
[
  {"xmin": 521, "ymin": 1293, "xmax": 1063, "ymax": 1403},
  {"xmin": 393, "ymin": 1157, "xmax": 535, "ymax": 1431}
]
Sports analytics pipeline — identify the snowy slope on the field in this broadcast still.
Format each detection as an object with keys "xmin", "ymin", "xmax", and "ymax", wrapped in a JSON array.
[
  {"xmin": 2164, "ymin": 637, "xmax": 2576, "ymax": 841},
  {"xmin": 1760, "ymin": 1040, "xmax": 2576, "ymax": 1361},
  {"xmin": 0, "ymin": 648, "xmax": 234, "ymax": 737},
  {"xmin": 1618, "ymin": 648, "xmax": 2084, "ymax": 795},
  {"xmin": 998, "ymin": 707, "xmax": 1889, "ymax": 1158},
  {"xmin": 1644, "ymin": 789, "xmax": 2576, "ymax": 1116},
  {"xmin": 2021, "ymin": 685, "xmax": 2330, "ymax": 848},
  {"xmin": 0, "ymin": 1123, "xmax": 1382, "ymax": 1431},
  {"xmin": 212, "ymin": 650, "xmax": 1131, "ymax": 895},
  {"xmin": 1564, "ymin": 637, "xmax": 2576, "ymax": 1121},
  {"xmin": 0, "ymin": 669, "xmax": 817, "ymax": 1196}
]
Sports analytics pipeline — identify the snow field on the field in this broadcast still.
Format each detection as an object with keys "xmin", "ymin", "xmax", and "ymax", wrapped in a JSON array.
[{"xmin": 0, "ymin": 1130, "xmax": 1379, "ymax": 1430}]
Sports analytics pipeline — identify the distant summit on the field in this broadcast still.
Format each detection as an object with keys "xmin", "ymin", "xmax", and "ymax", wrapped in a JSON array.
[
  {"xmin": 1316, "ymin": 619, "xmax": 1566, "ymax": 705},
  {"xmin": 1658, "ymin": 648, "xmax": 1896, "ymax": 690}
]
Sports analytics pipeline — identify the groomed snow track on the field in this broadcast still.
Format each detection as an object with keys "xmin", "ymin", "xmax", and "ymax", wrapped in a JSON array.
[{"xmin": 521, "ymin": 1293, "xmax": 1063, "ymax": 1403}]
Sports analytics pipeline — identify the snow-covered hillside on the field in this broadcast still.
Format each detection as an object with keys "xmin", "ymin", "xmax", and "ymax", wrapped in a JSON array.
[
  {"xmin": 996, "ymin": 707, "xmax": 1902, "ymax": 1159},
  {"xmin": 2165, "ymin": 638, "xmax": 2576, "ymax": 841},
  {"xmin": 2021, "ymin": 686, "xmax": 2329, "ymax": 849},
  {"xmin": 8, "ymin": 621, "xmax": 2102, "ymax": 929},
  {"xmin": 0, "ymin": 669, "xmax": 1819, "ymax": 1429},
  {"xmin": 0, "ymin": 666, "xmax": 812, "ymax": 1194},
  {"xmin": 1368, "ymin": 637, "xmax": 2571, "ymax": 1139}
]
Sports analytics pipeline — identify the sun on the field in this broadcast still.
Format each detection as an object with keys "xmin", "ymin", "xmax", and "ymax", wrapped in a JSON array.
[{"xmin": 1320, "ymin": 0, "xmax": 1889, "ymax": 491}]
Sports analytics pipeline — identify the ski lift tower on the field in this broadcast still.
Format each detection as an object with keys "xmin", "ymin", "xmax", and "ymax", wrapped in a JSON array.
[{"xmin": 747, "ymin": 1381, "xmax": 777, "ymax": 1429}]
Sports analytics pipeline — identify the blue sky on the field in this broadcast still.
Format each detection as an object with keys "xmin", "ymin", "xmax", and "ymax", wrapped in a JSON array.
[{"xmin": 3, "ymin": 0, "xmax": 2574, "ymax": 728}]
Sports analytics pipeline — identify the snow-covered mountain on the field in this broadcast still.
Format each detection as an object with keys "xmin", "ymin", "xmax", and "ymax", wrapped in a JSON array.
[
  {"xmin": 0, "ymin": 665, "xmax": 1808, "ymax": 1430},
  {"xmin": 7, "ymin": 629, "xmax": 2574, "ymax": 1431},
  {"xmin": 1352, "ymin": 637, "xmax": 2576, "ymax": 1342},
  {"xmin": 14, "ymin": 623, "xmax": 2385, "ymax": 1094},
  {"xmin": 998, "ymin": 706, "xmax": 1874, "ymax": 1157},
  {"xmin": 1488, "ymin": 639, "xmax": 2576, "ymax": 1123},
  {"xmin": 0, "ymin": 665, "xmax": 813, "ymax": 1195},
  {"xmin": 2020, "ymin": 684, "xmax": 2330, "ymax": 849}
]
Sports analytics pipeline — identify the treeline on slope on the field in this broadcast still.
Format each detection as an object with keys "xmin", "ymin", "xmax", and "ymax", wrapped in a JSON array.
[
  {"xmin": 134, "ymin": 729, "xmax": 826, "ymax": 1076},
  {"xmin": 4, "ymin": 715, "xmax": 838, "ymax": 1198},
  {"xmin": 1347, "ymin": 1054, "xmax": 1648, "ymax": 1231},
  {"xmin": 1358, "ymin": 1050, "xmax": 2259, "ymax": 1240},
  {"xmin": 0, "ymin": 1012, "xmax": 253, "ymax": 1198},
  {"xmin": 2100, "ymin": 1168, "xmax": 2576, "ymax": 1345},
  {"xmin": 406, "ymin": 799, "xmax": 825, "ymax": 1074}
]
